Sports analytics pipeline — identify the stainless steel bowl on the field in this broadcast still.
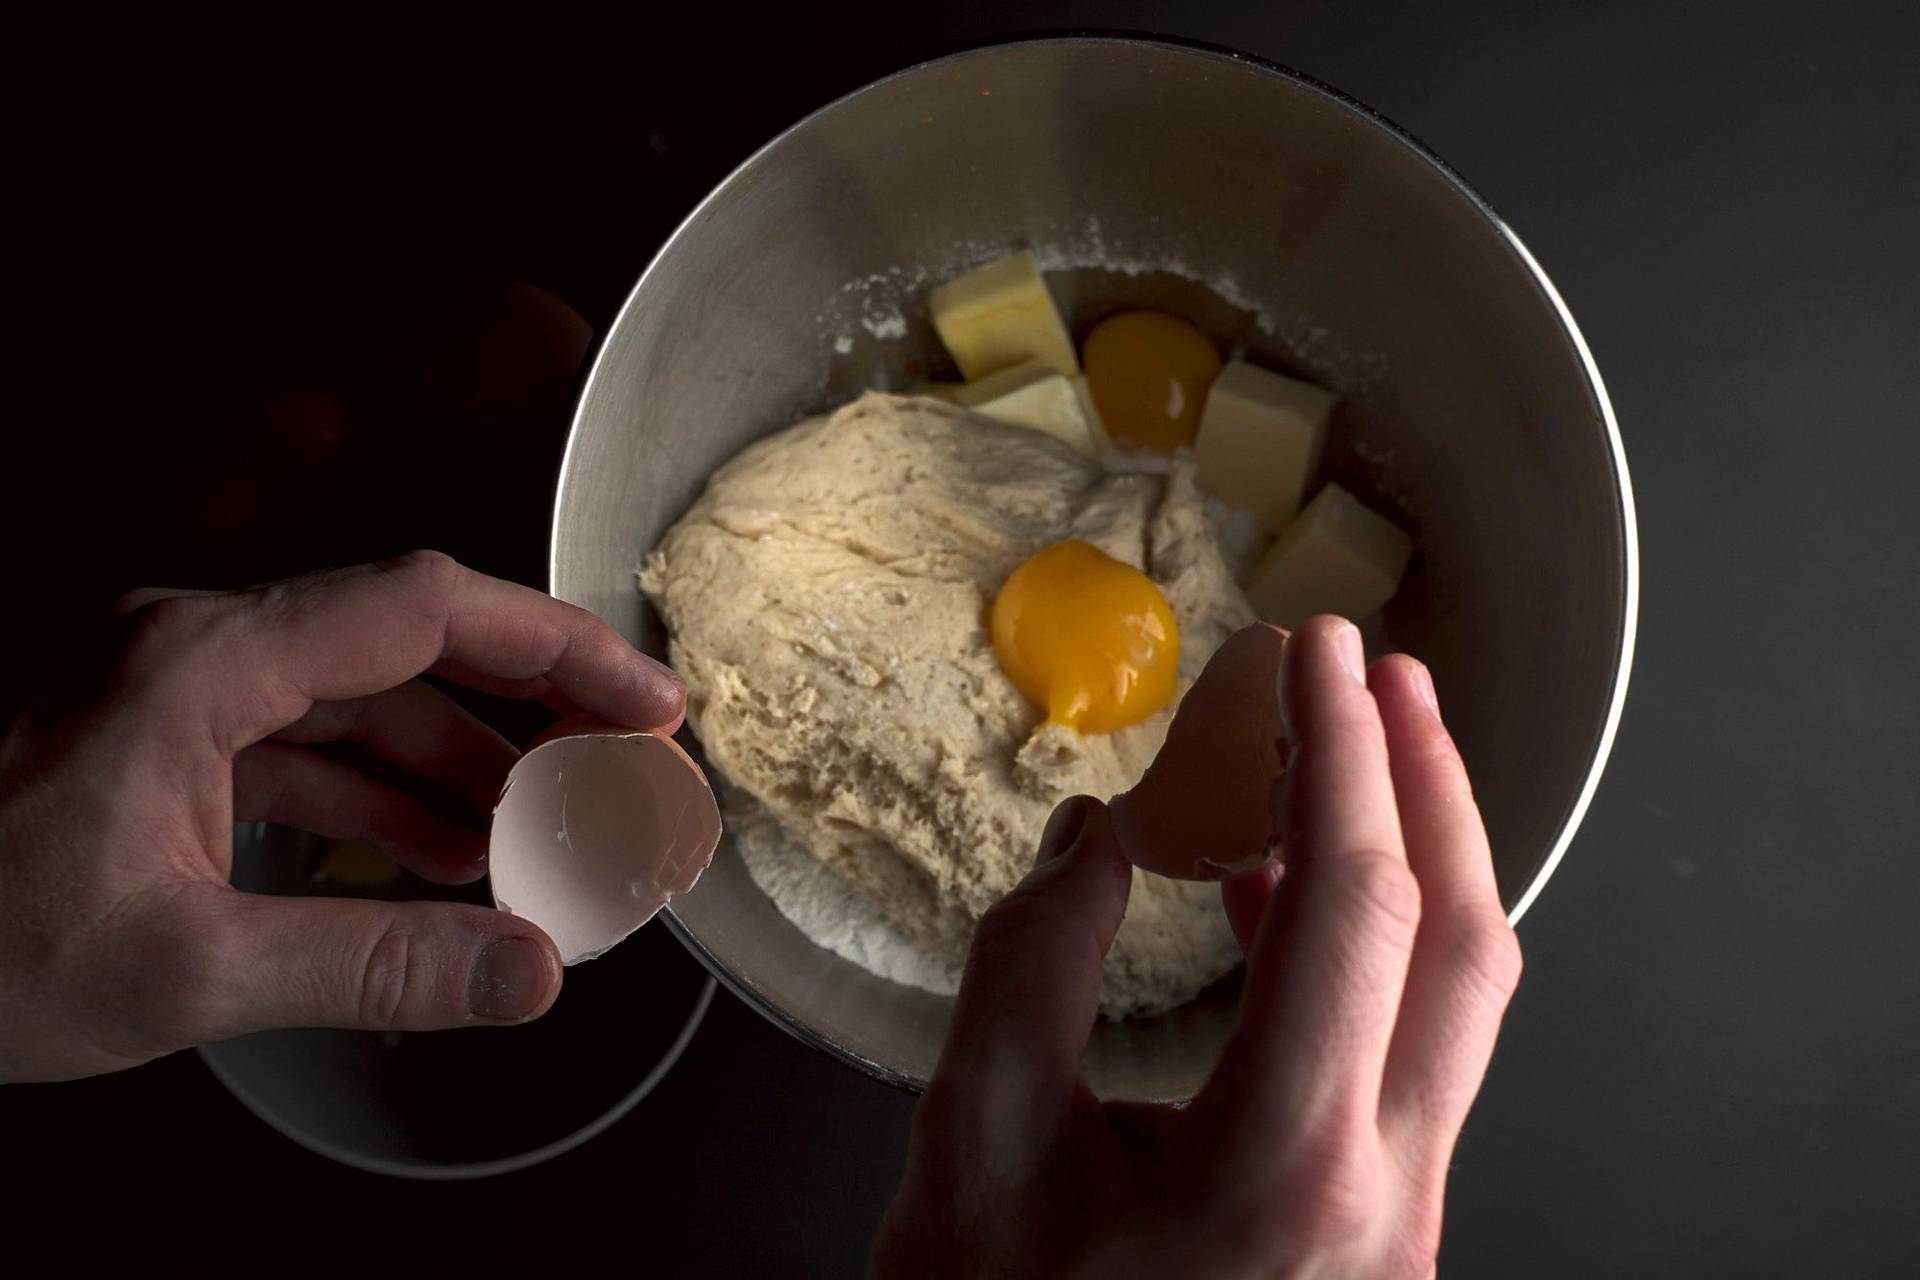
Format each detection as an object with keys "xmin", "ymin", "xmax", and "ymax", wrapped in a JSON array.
[
  {"xmin": 551, "ymin": 36, "xmax": 1637, "ymax": 1103},
  {"xmin": 199, "ymin": 825, "xmax": 714, "ymax": 1178}
]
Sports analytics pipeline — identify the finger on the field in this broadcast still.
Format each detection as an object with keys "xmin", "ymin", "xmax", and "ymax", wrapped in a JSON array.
[
  {"xmin": 1200, "ymin": 617, "xmax": 1420, "ymax": 1135},
  {"xmin": 1222, "ymin": 860, "xmax": 1284, "ymax": 954},
  {"xmin": 192, "ymin": 890, "xmax": 562, "ymax": 1036},
  {"xmin": 1370, "ymin": 656, "xmax": 1522, "ymax": 1162},
  {"xmin": 425, "ymin": 660, "xmax": 686, "ymax": 737},
  {"xmin": 936, "ymin": 797, "xmax": 1132, "ymax": 1110},
  {"xmin": 155, "ymin": 550, "xmax": 684, "ymax": 751},
  {"xmin": 232, "ymin": 742, "xmax": 489, "ymax": 884},
  {"xmin": 273, "ymin": 680, "xmax": 519, "ymax": 815},
  {"xmin": 1275, "ymin": 616, "xmax": 1405, "ymax": 868}
]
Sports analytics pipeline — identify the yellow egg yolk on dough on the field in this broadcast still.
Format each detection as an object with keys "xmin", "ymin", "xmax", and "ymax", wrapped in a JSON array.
[
  {"xmin": 1081, "ymin": 310, "xmax": 1223, "ymax": 453},
  {"xmin": 990, "ymin": 539, "xmax": 1180, "ymax": 734}
]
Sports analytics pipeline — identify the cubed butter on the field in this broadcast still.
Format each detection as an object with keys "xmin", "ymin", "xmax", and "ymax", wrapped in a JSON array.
[
  {"xmin": 929, "ymin": 250, "xmax": 1078, "ymax": 380},
  {"xmin": 949, "ymin": 359, "xmax": 1054, "ymax": 407},
  {"xmin": 1243, "ymin": 483, "xmax": 1412, "ymax": 628},
  {"xmin": 953, "ymin": 361, "xmax": 1097, "ymax": 458},
  {"xmin": 1195, "ymin": 360, "xmax": 1338, "ymax": 532},
  {"xmin": 1071, "ymin": 373, "xmax": 1108, "ymax": 450}
]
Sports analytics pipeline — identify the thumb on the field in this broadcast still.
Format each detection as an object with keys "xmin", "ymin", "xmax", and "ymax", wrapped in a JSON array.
[
  {"xmin": 937, "ymin": 796, "xmax": 1132, "ymax": 1098},
  {"xmin": 198, "ymin": 892, "xmax": 563, "ymax": 1036}
]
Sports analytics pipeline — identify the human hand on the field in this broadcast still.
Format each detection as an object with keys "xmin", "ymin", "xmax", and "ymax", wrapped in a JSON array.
[
  {"xmin": 872, "ymin": 616, "xmax": 1522, "ymax": 1278},
  {"xmin": 0, "ymin": 551, "xmax": 684, "ymax": 1083}
]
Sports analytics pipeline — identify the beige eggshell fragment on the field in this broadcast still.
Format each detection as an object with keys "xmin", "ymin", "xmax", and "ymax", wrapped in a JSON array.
[
  {"xmin": 489, "ymin": 730, "xmax": 721, "ymax": 965},
  {"xmin": 1110, "ymin": 623, "xmax": 1291, "ymax": 881}
]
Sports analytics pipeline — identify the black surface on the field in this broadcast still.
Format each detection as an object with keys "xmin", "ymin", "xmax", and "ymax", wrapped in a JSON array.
[{"xmin": 11, "ymin": 4, "xmax": 1919, "ymax": 1275}]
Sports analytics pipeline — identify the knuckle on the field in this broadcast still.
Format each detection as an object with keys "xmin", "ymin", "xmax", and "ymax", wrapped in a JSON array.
[
  {"xmin": 382, "ymin": 548, "xmax": 462, "ymax": 597},
  {"xmin": 1283, "ymin": 1144, "xmax": 1381, "ymax": 1249},
  {"xmin": 1337, "ymin": 849, "xmax": 1424, "ymax": 941},
  {"xmin": 114, "ymin": 595, "xmax": 225, "ymax": 702},
  {"xmin": 1411, "ymin": 729, "xmax": 1463, "ymax": 777},
  {"xmin": 1447, "ymin": 911, "xmax": 1524, "ymax": 1001},
  {"xmin": 368, "ymin": 550, "xmax": 462, "ymax": 643},
  {"xmin": 121, "ymin": 593, "xmax": 212, "ymax": 662},
  {"xmin": 356, "ymin": 927, "xmax": 418, "ymax": 1028},
  {"xmin": 109, "ymin": 587, "xmax": 172, "ymax": 618}
]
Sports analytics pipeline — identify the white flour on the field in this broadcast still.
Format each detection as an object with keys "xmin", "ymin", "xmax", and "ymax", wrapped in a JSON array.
[
  {"xmin": 813, "ymin": 215, "xmax": 1392, "ymax": 395},
  {"xmin": 729, "ymin": 789, "xmax": 964, "ymax": 996}
]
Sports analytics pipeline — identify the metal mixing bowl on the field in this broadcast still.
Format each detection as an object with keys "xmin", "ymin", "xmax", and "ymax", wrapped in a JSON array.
[
  {"xmin": 199, "ymin": 825, "xmax": 714, "ymax": 1178},
  {"xmin": 550, "ymin": 37, "xmax": 1637, "ymax": 1103}
]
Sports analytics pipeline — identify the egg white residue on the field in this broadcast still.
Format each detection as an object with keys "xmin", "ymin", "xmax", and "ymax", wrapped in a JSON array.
[{"xmin": 726, "ymin": 789, "xmax": 964, "ymax": 998}]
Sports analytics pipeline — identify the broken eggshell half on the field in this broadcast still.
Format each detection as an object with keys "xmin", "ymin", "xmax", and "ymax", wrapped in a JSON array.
[
  {"xmin": 488, "ymin": 725, "xmax": 722, "ymax": 965},
  {"xmin": 1109, "ymin": 622, "xmax": 1291, "ymax": 881}
]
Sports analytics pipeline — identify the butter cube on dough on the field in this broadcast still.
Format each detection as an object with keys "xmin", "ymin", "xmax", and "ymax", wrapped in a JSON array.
[
  {"xmin": 949, "ymin": 359, "xmax": 1053, "ymax": 407},
  {"xmin": 1071, "ymin": 374, "xmax": 1108, "ymax": 450},
  {"xmin": 1195, "ymin": 360, "xmax": 1338, "ymax": 532},
  {"xmin": 929, "ymin": 250, "xmax": 1078, "ymax": 380},
  {"xmin": 1244, "ymin": 483, "xmax": 1412, "ymax": 629},
  {"xmin": 951, "ymin": 361, "xmax": 1098, "ymax": 458}
]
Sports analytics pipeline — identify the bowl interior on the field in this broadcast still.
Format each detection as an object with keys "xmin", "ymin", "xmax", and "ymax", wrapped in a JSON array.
[
  {"xmin": 199, "ymin": 825, "xmax": 714, "ymax": 1177},
  {"xmin": 552, "ymin": 38, "xmax": 1631, "ymax": 1102}
]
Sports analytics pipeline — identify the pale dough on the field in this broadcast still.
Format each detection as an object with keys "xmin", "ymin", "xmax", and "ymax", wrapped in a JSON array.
[{"xmin": 639, "ymin": 392, "xmax": 1254, "ymax": 1016}]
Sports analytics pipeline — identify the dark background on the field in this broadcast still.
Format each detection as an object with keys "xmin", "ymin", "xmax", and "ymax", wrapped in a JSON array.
[{"xmin": 10, "ymin": 2, "xmax": 1919, "ymax": 1275}]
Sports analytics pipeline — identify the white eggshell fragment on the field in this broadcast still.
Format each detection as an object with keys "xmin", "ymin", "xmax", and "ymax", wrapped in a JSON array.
[{"xmin": 489, "ymin": 731, "xmax": 722, "ymax": 965}]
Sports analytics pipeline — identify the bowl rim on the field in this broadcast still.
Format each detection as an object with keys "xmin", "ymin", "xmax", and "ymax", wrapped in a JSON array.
[
  {"xmin": 552, "ymin": 32, "xmax": 1639, "ymax": 1094},
  {"xmin": 198, "ymin": 825, "xmax": 719, "ymax": 1180},
  {"xmin": 197, "ymin": 978, "xmax": 716, "ymax": 1180}
]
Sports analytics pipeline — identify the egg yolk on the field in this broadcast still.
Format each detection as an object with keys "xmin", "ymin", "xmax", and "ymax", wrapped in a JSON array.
[
  {"xmin": 990, "ymin": 539, "xmax": 1180, "ymax": 734},
  {"xmin": 1082, "ymin": 310, "xmax": 1223, "ymax": 453}
]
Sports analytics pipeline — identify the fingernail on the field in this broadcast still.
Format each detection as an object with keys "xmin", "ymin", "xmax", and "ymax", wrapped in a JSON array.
[
  {"xmin": 647, "ymin": 653, "xmax": 686, "ymax": 693},
  {"xmin": 1413, "ymin": 661, "xmax": 1442, "ymax": 721},
  {"xmin": 1333, "ymin": 621, "xmax": 1366, "ymax": 684},
  {"xmin": 1035, "ymin": 797, "xmax": 1092, "ymax": 867},
  {"xmin": 468, "ymin": 938, "xmax": 549, "ymax": 1021}
]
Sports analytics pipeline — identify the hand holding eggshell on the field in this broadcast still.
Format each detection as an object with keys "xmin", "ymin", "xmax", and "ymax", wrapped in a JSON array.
[
  {"xmin": 877, "ymin": 618, "xmax": 1522, "ymax": 1279},
  {"xmin": 0, "ymin": 551, "xmax": 688, "ymax": 1083}
]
